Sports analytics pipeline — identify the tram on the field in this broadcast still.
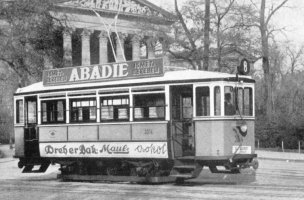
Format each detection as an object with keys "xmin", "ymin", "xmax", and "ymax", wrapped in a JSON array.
[{"xmin": 14, "ymin": 58, "xmax": 258, "ymax": 182}]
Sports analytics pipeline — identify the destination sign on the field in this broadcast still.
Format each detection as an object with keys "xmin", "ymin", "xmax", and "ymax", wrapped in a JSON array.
[
  {"xmin": 39, "ymin": 142, "xmax": 168, "ymax": 158},
  {"xmin": 42, "ymin": 58, "xmax": 164, "ymax": 86}
]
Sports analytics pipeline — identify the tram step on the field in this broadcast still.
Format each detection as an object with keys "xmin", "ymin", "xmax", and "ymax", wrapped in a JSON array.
[
  {"xmin": 169, "ymin": 174, "xmax": 193, "ymax": 179},
  {"xmin": 22, "ymin": 165, "xmax": 34, "ymax": 173},
  {"xmin": 22, "ymin": 163, "xmax": 50, "ymax": 173},
  {"xmin": 173, "ymin": 165, "xmax": 197, "ymax": 169},
  {"xmin": 38, "ymin": 163, "xmax": 50, "ymax": 172},
  {"xmin": 171, "ymin": 164, "xmax": 203, "ymax": 179}
]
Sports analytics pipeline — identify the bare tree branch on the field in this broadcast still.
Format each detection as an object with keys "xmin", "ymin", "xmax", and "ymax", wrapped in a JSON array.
[{"xmin": 265, "ymin": 0, "xmax": 288, "ymax": 26}]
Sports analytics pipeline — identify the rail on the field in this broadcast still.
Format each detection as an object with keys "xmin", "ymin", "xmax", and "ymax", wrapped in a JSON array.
[{"xmin": 170, "ymin": 119, "xmax": 193, "ymax": 147}]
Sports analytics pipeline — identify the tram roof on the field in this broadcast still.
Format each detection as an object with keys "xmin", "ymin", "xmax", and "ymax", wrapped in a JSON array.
[{"xmin": 15, "ymin": 69, "xmax": 254, "ymax": 95}]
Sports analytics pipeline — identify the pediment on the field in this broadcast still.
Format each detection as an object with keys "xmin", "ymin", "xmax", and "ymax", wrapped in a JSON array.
[{"xmin": 58, "ymin": 0, "xmax": 175, "ymax": 20}]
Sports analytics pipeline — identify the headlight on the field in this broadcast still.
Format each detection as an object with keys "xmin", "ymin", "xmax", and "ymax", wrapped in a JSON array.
[
  {"xmin": 237, "ymin": 121, "xmax": 248, "ymax": 137},
  {"xmin": 240, "ymin": 124, "xmax": 248, "ymax": 133}
]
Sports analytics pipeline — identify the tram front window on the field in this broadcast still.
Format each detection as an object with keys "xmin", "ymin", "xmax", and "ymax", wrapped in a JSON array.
[
  {"xmin": 26, "ymin": 100, "xmax": 37, "ymax": 124},
  {"xmin": 16, "ymin": 100, "xmax": 24, "ymax": 124},
  {"xmin": 70, "ymin": 99, "xmax": 96, "ymax": 123},
  {"xmin": 224, "ymin": 86, "xmax": 236, "ymax": 116},
  {"xmin": 224, "ymin": 86, "xmax": 253, "ymax": 116},
  {"xmin": 244, "ymin": 87, "xmax": 253, "ymax": 116}
]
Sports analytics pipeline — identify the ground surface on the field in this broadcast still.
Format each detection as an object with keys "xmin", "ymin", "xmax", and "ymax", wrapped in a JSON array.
[{"xmin": 0, "ymin": 145, "xmax": 304, "ymax": 200}]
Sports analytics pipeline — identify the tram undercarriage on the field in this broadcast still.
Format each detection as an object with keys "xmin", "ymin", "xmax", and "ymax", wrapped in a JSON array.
[{"xmin": 17, "ymin": 153, "xmax": 258, "ymax": 183}]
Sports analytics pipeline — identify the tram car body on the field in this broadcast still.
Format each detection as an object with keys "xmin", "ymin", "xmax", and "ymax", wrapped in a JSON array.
[{"xmin": 14, "ymin": 58, "xmax": 257, "ymax": 182}]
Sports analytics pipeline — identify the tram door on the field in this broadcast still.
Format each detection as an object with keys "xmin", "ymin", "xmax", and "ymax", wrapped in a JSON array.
[
  {"xmin": 170, "ymin": 85, "xmax": 195, "ymax": 157},
  {"xmin": 24, "ymin": 96, "xmax": 39, "ymax": 157}
]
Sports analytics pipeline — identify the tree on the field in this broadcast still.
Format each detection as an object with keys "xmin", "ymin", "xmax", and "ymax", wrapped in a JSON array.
[
  {"xmin": 212, "ymin": 0, "xmax": 235, "ymax": 70},
  {"xmin": 0, "ymin": 0, "xmax": 66, "ymax": 86},
  {"xmin": 259, "ymin": 0, "xmax": 288, "ymax": 120},
  {"xmin": 286, "ymin": 44, "xmax": 304, "ymax": 75},
  {"xmin": 168, "ymin": 0, "xmax": 256, "ymax": 71},
  {"xmin": 173, "ymin": 0, "xmax": 203, "ymax": 70},
  {"xmin": 202, "ymin": 0, "xmax": 210, "ymax": 70}
]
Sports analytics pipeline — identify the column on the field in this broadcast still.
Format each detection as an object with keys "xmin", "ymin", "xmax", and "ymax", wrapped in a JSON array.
[
  {"xmin": 63, "ymin": 28, "xmax": 73, "ymax": 67},
  {"xmin": 161, "ymin": 39, "xmax": 170, "ymax": 65},
  {"xmin": 81, "ymin": 29, "xmax": 92, "ymax": 66},
  {"xmin": 116, "ymin": 32, "xmax": 127, "ymax": 62},
  {"xmin": 147, "ymin": 37, "xmax": 156, "ymax": 59},
  {"xmin": 132, "ymin": 35, "xmax": 141, "ymax": 61},
  {"xmin": 99, "ymin": 30, "xmax": 108, "ymax": 64}
]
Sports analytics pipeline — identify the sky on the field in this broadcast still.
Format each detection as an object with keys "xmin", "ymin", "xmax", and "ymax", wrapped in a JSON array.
[{"xmin": 149, "ymin": 0, "xmax": 304, "ymax": 45}]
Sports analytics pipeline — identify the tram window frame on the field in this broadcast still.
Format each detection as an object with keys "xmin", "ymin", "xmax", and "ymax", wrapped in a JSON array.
[
  {"xmin": 133, "ymin": 93, "xmax": 165, "ymax": 121},
  {"xmin": 41, "ymin": 100, "xmax": 66, "ymax": 124},
  {"xmin": 196, "ymin": 86, "xmax": 210, "ymax": 116},
  {"xmin": 70, "ymin": 98, "xmax": 97, "ymax": 123},
  {"xmin": 100, "ymin": 96, "xmax": 129, "ymax": 122},
  {"xmin": 16, "ymin": 99, "xmax": 24, "ymax": 124}
]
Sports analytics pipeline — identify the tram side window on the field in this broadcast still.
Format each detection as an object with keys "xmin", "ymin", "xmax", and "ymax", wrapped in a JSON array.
[
  {"xmin": 70, "ymin": 99, "xmax": 96, "ymax": 123},
  {"xmin": 16, "ymin": 100, "xmax": 24, "ymax": 124},
  {"xmin": 196, "ymin": 87, "xmax": 210, "ymax": 116},
  {"xmin": 214, "ymin": 86, "xmax": 221, "ymax": 116},
  {"xmin": 100, "ymin": 96, "xmax": 129, "ymax": 121},
  {"xmin": 41, "ymin": 100, "xmax": 66, "ymax": 124},
  {"xmin": 244, "ymin": 87, "xmax": 253, "ymax": 116},
  {"xmin": 133, "ymin": 94, "xmax": 165, "ymax": 120}
]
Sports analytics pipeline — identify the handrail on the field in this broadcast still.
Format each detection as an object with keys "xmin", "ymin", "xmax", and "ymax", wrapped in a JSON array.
[{"xmin": 170, "ymin": 119, "xmax": 194, "ymax": 148}]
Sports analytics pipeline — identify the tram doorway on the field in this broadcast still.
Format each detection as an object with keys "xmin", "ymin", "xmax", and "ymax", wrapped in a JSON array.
[
  {"xmin": 24, "ymin": 96, "xmax": 39, "ymax": 157},
  {"xmin": 170, "ymin": 85, "xmax": 194, "ymax": 157}
]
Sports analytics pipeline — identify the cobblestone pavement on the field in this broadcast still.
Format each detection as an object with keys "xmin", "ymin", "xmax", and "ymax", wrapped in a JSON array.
[{"xmin": 1, "ymin": 145, "xmax": 304, "ymax": 199}]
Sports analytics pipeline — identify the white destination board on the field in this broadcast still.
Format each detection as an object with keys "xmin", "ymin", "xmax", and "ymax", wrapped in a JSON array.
[
  {"xmin": 232, "ymin": 145, "xmax": 252, "ymax": 154},
  {"xmin": 39, "ymin": 142, "xmax": 168, "ymax": 158}
]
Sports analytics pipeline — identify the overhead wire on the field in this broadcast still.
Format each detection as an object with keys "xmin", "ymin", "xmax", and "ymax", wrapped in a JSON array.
[
  {"xmin": 113, "ymin": 0, "xmax": 127, "ymax": 62},
  {"xmin": 91, "ymin": 9, "xmax": 117, "ymax": 62}
]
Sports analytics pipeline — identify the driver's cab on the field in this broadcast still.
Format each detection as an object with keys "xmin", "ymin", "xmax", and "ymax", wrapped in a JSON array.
[{"xmin": 170, "ymin": 81, "xmax": 254, "ymax": 158}]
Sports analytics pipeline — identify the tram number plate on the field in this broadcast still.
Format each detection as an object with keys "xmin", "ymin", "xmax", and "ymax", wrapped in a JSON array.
[{"xmin": 232, "ymin": 146, "xmax": 251, "ymax": 154}]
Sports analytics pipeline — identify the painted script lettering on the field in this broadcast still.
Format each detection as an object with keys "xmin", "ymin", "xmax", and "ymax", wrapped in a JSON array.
[
  {"xmin": 40, "ymin": 142, "xmax": 168, "ymax": 158},
  {"xmin": 134, "ymin": 143, "xmax": 167, "ymax": 155}
]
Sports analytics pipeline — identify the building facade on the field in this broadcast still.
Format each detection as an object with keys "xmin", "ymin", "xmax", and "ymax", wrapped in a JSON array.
[{"xmin": 49, "ymin": 0, "xmax": 175, "ymax": 69}]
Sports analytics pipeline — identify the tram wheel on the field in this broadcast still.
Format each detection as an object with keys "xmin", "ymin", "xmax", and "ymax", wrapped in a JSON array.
[
  {"xmin": 106, "ymin": 167, "xmax": 118, "ymax": 176},
  {"xmin": 175, "ymin": 177, "xmax": 185, "ymax": 184}
]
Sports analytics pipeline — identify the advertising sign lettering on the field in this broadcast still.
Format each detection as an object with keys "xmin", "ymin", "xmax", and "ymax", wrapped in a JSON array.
[
  {"xmin": 39, "ymin": 142, "xmax": 168, "ymax": 158},
  {"xmin": 42, "ymin": 58, "xmax": 164, "ymax": 86}
]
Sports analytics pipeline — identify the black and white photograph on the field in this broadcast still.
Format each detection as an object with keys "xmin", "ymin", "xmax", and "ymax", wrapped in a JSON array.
[{"xmin": 0, "ymin": 0, "xmax": 304, "ymax": 199}]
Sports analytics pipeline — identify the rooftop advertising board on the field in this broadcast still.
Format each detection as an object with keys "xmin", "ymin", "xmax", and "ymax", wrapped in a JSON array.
[{"xmin": 42, "ymin": 58, "xmax": 164, "ymax": 86}]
